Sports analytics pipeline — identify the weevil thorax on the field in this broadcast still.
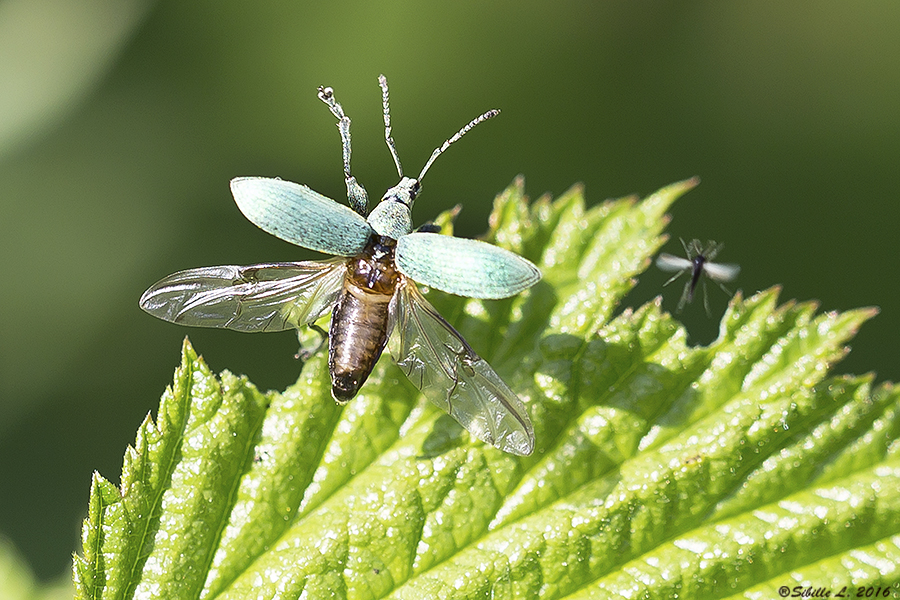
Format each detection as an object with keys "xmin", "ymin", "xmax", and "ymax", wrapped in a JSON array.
[{"xmin": 366, "ymin": 176, "xmax": 420, "ymax": 240}]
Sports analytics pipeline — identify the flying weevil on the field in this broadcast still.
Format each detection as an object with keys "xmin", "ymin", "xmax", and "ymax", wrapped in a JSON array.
[
  {"xmin": 140, "ymin": 75, "xmax": 540, "ymax": 455},
  {"xmin": 656, "ymin": 238, "xmax": 740, "ymax": 315}
]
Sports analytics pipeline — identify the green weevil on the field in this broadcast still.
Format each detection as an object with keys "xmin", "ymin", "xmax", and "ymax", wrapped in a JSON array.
[{"xmin": 140, "ymin": 75, "xmax": 540, "ymax": 455}]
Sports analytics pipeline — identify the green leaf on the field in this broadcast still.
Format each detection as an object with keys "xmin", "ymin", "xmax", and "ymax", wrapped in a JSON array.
[
  {"xmin": 1, "ymin": 537, "xmax": 36, "ymax": 600},
  {"xmin": 1, "ymin": 537, "xmax": 72, "ymax": 600},
  {"xmin": 75, "ymin": 178, "xmax": 900, "ymax": 599}
]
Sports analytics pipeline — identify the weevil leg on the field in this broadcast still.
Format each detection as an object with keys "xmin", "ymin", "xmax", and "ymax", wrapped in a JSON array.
[
  {"xmin": 317, "ymin": 85, "xmax": 369, "ymax": 215},
  {"xmin": 295, "ymin": 323, "xmax": 329, "ymax": 361}
]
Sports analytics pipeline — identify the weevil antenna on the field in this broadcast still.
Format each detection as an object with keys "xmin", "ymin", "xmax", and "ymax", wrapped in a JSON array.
[
  {"xmin": 417, "ymin": 108, "xmax": 500, "ymax": 181},
  {"xmin": 317, "ymin": 86, "xmax": 352, "ymax": 181},
  {"xmin": 318, "ymin": 84, "xmax": 369, "ymax": 215},
  {"xmin": 378, "ymin": 75, "xmax": 404, "ymax": 179}
]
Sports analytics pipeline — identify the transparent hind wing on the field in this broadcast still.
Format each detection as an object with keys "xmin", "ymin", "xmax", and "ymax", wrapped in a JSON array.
[
  {"xmin": 388, "ymin": 280, "xmax": 535, "ymax": 456},
  {"xmin": 140, "ymin": 258, "xmax": 347, "ymax": 332}
]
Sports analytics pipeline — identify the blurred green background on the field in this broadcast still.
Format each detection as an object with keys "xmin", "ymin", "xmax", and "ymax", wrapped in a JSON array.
[{"xmin": 1, "ymin": 0, "xmax": 898, "ymax": 582}]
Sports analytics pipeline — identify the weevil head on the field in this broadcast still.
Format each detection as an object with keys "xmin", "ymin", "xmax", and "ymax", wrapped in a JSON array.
[{"xmin": 366, "ymin": 176, "xmax": 419, "ymax": 240}]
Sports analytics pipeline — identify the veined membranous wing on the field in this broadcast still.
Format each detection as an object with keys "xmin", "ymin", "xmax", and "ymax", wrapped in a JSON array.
[
  {"xmin": 388, "ymin": 279, "xmax": 535, "ymax": 455},
  {"xmin": 139, "ymin": 258, "xmax": 347, "ymax": 332}
]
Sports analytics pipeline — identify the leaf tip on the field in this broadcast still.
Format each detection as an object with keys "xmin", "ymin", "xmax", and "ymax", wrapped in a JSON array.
[
  {"xmin": 860, "ymin": 305, "xmax": 881, "ymax": 319},
  {"xmin": 567, "ymin": 181, "xmax": 585, "ymax": 196},
  {"xmin": 181, "ymin": 335, "xmax": 198, "ymax": 363}
]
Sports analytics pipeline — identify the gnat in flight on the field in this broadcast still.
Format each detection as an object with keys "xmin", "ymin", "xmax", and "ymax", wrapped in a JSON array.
[{"xmin": 656, "ymin": 238, "xmax": 739, "ymax": 316}]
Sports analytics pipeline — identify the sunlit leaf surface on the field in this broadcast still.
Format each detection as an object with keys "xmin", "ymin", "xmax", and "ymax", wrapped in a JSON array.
[{"xmin": 74, "ymin": 179, "xmax": 899, "ymax": 600}]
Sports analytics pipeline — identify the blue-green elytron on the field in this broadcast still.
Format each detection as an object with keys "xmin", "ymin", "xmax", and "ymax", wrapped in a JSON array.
[{"xmin": 140, "ymin": 75, "xmax": 540, "ymax": 455}]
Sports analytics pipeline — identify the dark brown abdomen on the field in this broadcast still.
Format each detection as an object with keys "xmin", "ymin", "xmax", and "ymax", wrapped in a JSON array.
[{"xmin": 329, "ymin": 236, "xmax": 399, "ymax": 402}]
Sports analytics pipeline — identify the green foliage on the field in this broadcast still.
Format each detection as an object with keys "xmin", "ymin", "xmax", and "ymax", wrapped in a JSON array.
[
  {"xmin": 1, "ymin": 537, "xmax": 72, "ymax": 600},
  {"xmin": 74, "ymin": 179, "xmax": 900, "ymax": 599}
]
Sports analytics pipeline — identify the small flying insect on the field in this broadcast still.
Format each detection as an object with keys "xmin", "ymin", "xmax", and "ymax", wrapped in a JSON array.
[
  {"xmin": 656, "ymin": 238, "xmax": 740, "ymax": 315},
  {"xmin": 140, "ymin": 75, "xmax": 540, "ymax": 455}
]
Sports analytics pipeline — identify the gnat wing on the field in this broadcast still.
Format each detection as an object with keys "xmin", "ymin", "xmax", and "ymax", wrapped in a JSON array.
[
  {"xmin": 656, "ymin": 253, "xmax": 692, "ymax": 272},
  {"xmin": 703, "ymin": 261, "xmax": 740, "ymax": 282},
  {"xmin": 140, "ymin": 258, "xmax": 346, "ymax": 332},
  {"xmin": 230, "ymin": 177, "xmax": 373, "ymax": 256},
  {"xmin": 388, "ymin": 280, "xmax": 535, "ymax": 455}
]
